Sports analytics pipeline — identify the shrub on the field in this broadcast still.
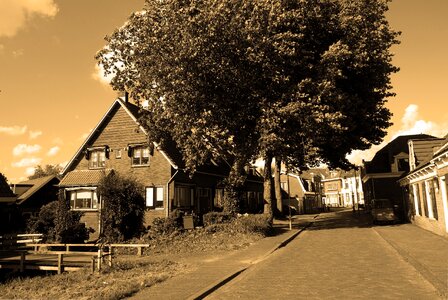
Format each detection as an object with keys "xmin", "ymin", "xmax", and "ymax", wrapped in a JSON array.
[
  {"xmin": 231, "ymin": 214, "xmax": 273, "ymax": 236},
  {"xmin": 27, "ymin": 192, "xmax": 90, "ymax": 243},
  {"xmin": 203, "ymin": 212, "xmax": 234, "ymax": 227},
  {"xmin": 98, "ymin": 172, "xmax": 145, "ymax": 242},
  {"xmin": 150, "ymin": 216, "xmax": 182, "ymax": 236}
]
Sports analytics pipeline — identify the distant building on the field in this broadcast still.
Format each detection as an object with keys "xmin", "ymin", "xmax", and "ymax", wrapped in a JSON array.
[
  {"xmin": 362, "ymin": 134, "xmax": 437, "ymax": 220},
  {"xmin": 12, "ymin": 175, "xmax": 60, "ymax": 222},
  {"xmin": 399, "ymin": 134, "xmax": 448, "ymax": 236},
  {"xmin": 321, "ymin": 169, "xmax": 363, "ymax": 208},
  {"xmin": 279, "ymin": 169, "xmax": 325, "ymax": 214}
]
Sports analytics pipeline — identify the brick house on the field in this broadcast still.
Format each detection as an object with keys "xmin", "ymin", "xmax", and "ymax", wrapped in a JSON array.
[
  {"xmin": 398, "ymin": 134, "xmax": 448, "ymax": 236},
  {"xmin": 59, "ymin": 97, "xmax": 264, "ymax": 235}
]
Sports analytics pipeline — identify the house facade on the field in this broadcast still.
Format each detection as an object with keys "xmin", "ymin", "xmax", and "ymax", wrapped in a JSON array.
[
  {"xmin": 322, "ymin": 169, "xmax": 363, "ymax": 208},
  {"xmin": 362, "ymin": 134, "xmax": 437, "ymax": 221},
  {"xmin": 0, "ymin": 174, "xmax": 18, "ymax": 233},
  {"xmin": 59, "ymin": 98, "xmax": 263, "ymax": 236},
  {"xmin": 279, "ymin": 169, "xmax": 325, "ymax": 214},
  {"xmin": 398, "ymin": 135, "xmax": 448, "ymax": 236}
]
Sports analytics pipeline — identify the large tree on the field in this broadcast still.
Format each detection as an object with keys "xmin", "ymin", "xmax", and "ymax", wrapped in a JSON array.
[{"xmin": 97, "ymin": 0, "xmax": 399, "ymax": 220}]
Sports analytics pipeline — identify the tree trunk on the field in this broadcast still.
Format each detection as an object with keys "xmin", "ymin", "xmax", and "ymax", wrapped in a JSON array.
[
  {"xmin": 223, "ymin": 158, "xmax": 245, "ymax": 214},
  {"xmin": 274, "ymin": 157, "xmax": 283, "ymax": 216},
  {"xmin": 263, "ymin": 154, "xmax": 274, "ymax": 222}
]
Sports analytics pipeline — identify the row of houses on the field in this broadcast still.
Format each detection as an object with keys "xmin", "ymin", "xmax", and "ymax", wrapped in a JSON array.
[
  {"xmin": 2, "ymin": 97, "xmax": 367, "ymax": 237},
  {"xmin": 362, "ymin": 133, "xmax": 448, "ymax": 237}
]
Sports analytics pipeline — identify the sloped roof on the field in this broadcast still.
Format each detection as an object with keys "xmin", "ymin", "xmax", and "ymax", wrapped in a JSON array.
[
  {"xmin": 410, "ymin": 138, "xmax": 445, "ymax": 168},
  {"xmin": 62, "ymin": 98, "xmax": 178, "ymax": 176},
  {"xmin": 59, "ymin": 169, "xmax": 110, "ymax": 187},
  {"xmin": 15, "ymin": 175, "xmax": 59, "ymax": 204},
  {"xmin": 365, "ymin": 134, "xmax": 436, "ymax": 173}
]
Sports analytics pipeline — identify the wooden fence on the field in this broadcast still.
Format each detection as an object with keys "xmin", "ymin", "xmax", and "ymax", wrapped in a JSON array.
[{"xmin": 0, "ymin": 242, "xmax": 150, "ymax": 274}]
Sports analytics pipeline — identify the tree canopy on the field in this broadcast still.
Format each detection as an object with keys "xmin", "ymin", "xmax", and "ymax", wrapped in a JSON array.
[
  {"xmin": 97, "ymin": 0, "xmax": 399, "ymax": 216},
  {"xmin": 28, "ymin": 164, "xmax": 62, "ymax": 180}
]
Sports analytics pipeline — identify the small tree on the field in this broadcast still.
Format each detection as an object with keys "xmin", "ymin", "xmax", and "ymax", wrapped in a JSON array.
[{"xmin": 98, "ymin": 172, "xmax": 145, "ymax": 242}]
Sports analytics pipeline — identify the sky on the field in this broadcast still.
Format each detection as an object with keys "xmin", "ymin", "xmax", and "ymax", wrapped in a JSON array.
[{"xmin": 0, "ymin": 0, "xmax": 447, "ymax": 183}]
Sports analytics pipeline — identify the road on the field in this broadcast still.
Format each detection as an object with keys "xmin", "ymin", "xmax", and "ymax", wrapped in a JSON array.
[{"xmin": 207, "ymin": 209, "xmax": 441, "ymax": 299}]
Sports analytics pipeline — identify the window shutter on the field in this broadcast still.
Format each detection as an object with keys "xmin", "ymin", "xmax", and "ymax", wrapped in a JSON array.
[{"xmin": 146, "ymin": 187, "xmax": 154, "ymax": 207}]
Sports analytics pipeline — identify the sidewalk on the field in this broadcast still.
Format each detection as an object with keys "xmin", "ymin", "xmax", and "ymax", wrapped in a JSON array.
[
  {"xmin": 128, "ymin": 214, "xmax": 318, "ymax": 300},
  {"xmin": 374, "ymin": 223, "xmax": 448, "ymax": 297}
]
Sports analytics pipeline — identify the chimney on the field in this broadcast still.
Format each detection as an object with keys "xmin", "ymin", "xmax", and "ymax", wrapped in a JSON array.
[{"xmin": 125, "ymin": 91, "xmax": 129, "ymax": 103}]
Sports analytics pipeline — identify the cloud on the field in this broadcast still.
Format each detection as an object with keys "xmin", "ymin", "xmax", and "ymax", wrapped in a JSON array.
[
  {"xmin": 25, "ymin": 167, "xmax": 35, "ymax": 177},
  {"xmin": 0, "ymin": 125, "xmax": 27, "ymax": 136},
  {"xmin": 11, "ymin": 157, "xmax": 42, "ymax": 168},
  {"xmin": 29, "ymin": 130, "xmax": 42, "ymax": 139},
  {"xmin": 47, "ymin": 146, "xmax": 60, "ymax": 156},
  {"xmin": 347, "ymin": 104, "xmax": 448, "ymax": 165},
  {"xmin": 92, "ymin": 51, "xmax": 124, "ymax": 86},
  {"xmin": 92, "ymin": 63, "xmax": 115, "ymax": 86},
  {"xmin": 12, "ymin": 144, "xmax": 41, "ymax": 156},
  {"xmin": 0, "ymin": 0, "xmax": 58, "ymax": 38},
  {"xmin": 52, "ymin": 137, "xmax": 63, "ymax": 145}
]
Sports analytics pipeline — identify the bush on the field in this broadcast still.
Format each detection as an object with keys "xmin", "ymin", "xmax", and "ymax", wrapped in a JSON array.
[
  {"xmin": 98, "ymin": 172, "xmax": 145, "ymax": 242},
  {"xmin": 27, "ymin": 195, "xmax": 91, "ymax": 243},
  {"xmin": 231, "ymin": 214, "xmax": 273, "ymax": 236},
  {"xmin": 203, "ymin": 212, "xmax": 234, "ymax": 227},
  {"xmin": 150, "ymin": 216, "xmax": 183, "ymax": 236}
]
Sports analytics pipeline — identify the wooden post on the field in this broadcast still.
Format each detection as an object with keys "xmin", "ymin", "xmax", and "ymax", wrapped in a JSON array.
[
  {"xmin": 108, "ymin": 247, "xmax": 113, "ymax": 267},
  {"xmin": 137, "ymin": 246, "xmax": 142, "ymax": 256},
  {"xmin": 66, "ymin": 245, "xmax": 69, "ymax": 252},
  {"xmin": 91, "ymin": 257, "xmax": 96, "ymax": 273},
  {"xmin": 19, "ymin": 252, "xmax": 25, "ymax": 272},
  {"xmin": 57, "ymin": 253, "xmax": 64, "ymax": 274},
  {"xmin": 97, "ymin": 248, "xmax": 102, "ymax": 271}
]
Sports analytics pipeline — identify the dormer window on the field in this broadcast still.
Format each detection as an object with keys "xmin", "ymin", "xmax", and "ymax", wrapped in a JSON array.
[
  {"xmin": 132, "ymin": 146, "xmax": 150, "ymax": 166},
  {"xmin": 86, "ymin": 146, "xmax": 108, "ymax": 169}
]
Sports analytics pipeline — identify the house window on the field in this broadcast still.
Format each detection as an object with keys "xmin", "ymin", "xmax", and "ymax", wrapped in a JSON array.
[
  {"xmin": 398, "ymin": 158, "xmax": 410, "ymax": 172},
  {"xmin": 132, "ymin": 146, "xmax": 150, "ymax": 166},
  {"xmin": 421, "ymin": 182, "xmax": 429, "ymax": 217},
  {"xmin": 428, "ymin": 179, "xmax": 438, "ymax": 220},
  {"xmin": 89, "ymin": 150, "xmax": 106, "ymax": 169},
  {"xmin": 175, "ymin": 185, "xmax": 194, "ymax": 208},
  {"xmin": 146, "ymin": 187, "xmax": 164, "ymax": 208},
  {"xmin": 69, "ymin": 189, "xmax": 98, "ymax": 210}
]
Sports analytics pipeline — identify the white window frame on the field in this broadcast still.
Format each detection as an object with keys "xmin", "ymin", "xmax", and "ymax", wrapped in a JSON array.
[
  {"xmin": 146, "ymin": 186, "xmax": 164, "ymax": 209},
  {"xmin": 68, "ymin": 188, "xmax": 99, "ymax": 211}
]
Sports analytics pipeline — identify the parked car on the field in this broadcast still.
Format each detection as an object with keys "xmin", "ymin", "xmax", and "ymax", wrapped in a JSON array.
[{"xmin": 371, "ymin": 199, "xmax": 398, "ymax": 225}]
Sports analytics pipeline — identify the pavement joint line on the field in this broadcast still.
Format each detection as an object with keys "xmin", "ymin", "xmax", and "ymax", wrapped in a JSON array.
[
  {"xmin": 373, "ymin": 227, "xmax": 447, "ymax": 298},
  {"xmin": 188, "ymin": 216, "xmax": 317, "ymax": 300}
]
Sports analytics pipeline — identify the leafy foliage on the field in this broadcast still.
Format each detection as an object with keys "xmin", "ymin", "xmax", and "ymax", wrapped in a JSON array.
[
  {"xmin": 28, "ymin": 164, "xmax": 62, "ymax": 180},
  {"xmin": 98, "ymin": 172, "xmax": 145, "ymax": 242},
  {"xmin": 97, "ymin": 0, "xmax": 399, "ymax": 218},
  {"xmin": 27, "ymin": 192, "xmax": 90, "ymax": 243},
  {"xmin": 203, "ymin": 211, "xmax": 234, "ymax": 227}
]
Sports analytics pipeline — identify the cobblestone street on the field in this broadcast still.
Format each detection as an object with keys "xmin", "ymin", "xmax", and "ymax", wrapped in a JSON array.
[{"xmin": 207, "ymin": 210, "xmax": 443, "ymax": 299}]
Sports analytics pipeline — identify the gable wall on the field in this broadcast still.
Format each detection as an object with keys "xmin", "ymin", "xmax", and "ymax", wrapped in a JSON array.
[{"xmin": 70, "ymin": 105, "xmax": 172, "ymax": 186}]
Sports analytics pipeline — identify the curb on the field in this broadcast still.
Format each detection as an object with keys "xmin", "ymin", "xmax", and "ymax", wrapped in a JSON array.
[
  {"xmin": 373, "ymin": 228, "xmax": 447, "ymax": 298},
  {"xmin": 188, "ymin": 217, "xmax": 317, "ymax": 300}
]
